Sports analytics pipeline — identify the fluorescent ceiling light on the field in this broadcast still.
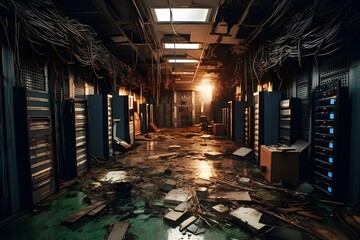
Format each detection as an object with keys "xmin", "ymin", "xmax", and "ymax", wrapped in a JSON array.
[
  {"xmin": 168, "ymin": 59, "xmax": 198, "ymax": 63},
  {"xmin": 164, "ymin": 43, "xmax": 200, "ymax": 49},
  {"xmin": 154, "ymin": 8, "xmax": 210, "ymax": 22},
  {"xmin": 172, "ymin": 71, "xmax": 195, "ymax": 75}
]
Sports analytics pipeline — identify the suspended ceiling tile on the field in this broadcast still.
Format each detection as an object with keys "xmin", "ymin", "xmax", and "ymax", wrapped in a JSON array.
[{"xmin": 162, "ymin": 49, "xmax": 203, "ymax": 57}]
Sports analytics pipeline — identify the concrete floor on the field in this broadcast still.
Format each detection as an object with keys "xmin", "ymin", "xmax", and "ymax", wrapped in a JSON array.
[{"xmin": 0, "ymin": 127, "xmax": 358, "ymax": 240}]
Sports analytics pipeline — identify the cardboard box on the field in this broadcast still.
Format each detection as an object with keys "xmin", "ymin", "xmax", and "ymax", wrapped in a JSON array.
[{"xmin": 260, "ymin": 140, "xmax": 309, "ymax": 185}]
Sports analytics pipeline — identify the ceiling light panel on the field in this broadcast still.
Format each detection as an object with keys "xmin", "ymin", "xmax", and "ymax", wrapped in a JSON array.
[
  {"xmin": 153, "ymin": 8, "xmax": 210, "ymax": 22},
  {"xmin": 168, "ymin": 59, "xmax": 198, "ymax": 63},
  {"xmin": 164, "ymin": 43, "xmax": 200, "ymax": 49},
  {"xmin": 172, "ymin": 71, "xmax": 195, "ymax": 75}
]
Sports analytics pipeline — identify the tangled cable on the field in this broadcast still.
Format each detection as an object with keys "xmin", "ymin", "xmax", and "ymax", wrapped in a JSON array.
[
  {"xmin": 0, "ymin": 0, "xmax": 135, "ymax": 86},
  {"xmin": 243, "ymin": 0, "xmax": 359, "ymax": 82}
]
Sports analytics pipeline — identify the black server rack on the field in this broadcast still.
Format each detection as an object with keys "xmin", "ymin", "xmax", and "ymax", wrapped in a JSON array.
[
  {"xmin": 232, "ymin": 101, "xmax": 246, "ymax": 143},
  {"xmin": 253, "ymin": 92, "xmax": 281, "ymax": 162},
  {"xmin": 140, "ymin": 103, "xmax": 149, "ymax": 134},
  {"xmin": 158, "ymin": 103, "xmax": 172, "ymax": 127},
  {"xmin": 0, "ymin": 82, "xmax": 10, "ymax": 220},
  {"xmin": 13, "ymin": 87, "xmax": 56, "ymax": 205},
  {"xmin": 113, "ymin": 95, "xmax": 135, "ymax": 145},
  {"xmin": 62, "ymin": 100, "xmax": 88, "ymax": 178},
  {"xmin": 244, "ymin": 106, "xmax": 253, "ymax": 148},
  {"xmin": 311, "ymin": 80, "xmax": 349, "ymax": 200},
  {"xmin": 228, "ymin": 101, "xmax": 233, "ymax": 138},
  {"xmin": 279, "ymin": 98, "xmax": 302, "ymax": 146},
  {"xmin": 88, "ymin": 94, "xmax": 113, "ymax": 159},
  {"xmin": 222, "ymin": 107, "xmax": 229, "ymax": 135}
]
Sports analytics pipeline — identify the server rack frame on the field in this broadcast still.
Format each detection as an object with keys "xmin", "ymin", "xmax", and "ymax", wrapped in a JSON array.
[
  {"xmin": 62, "ymin": 99, "xmax": 89, "ymax": 178},
  {"xmin": 112, "ymin": 95, "xmax": 135, "ymax": 145},
  {"xmin": 140, "ymin": 103, "xmax": 149, "ymax": 134},
  {"xmin": 253, "ymin": 91, "xmax": 281, "ymax": 163},
  {"xmin": 279, "ymin": 98, "xmax": 302, "ymax": 146},
  {"xmin": 88, "ymin": 94, "xmax": 112, "ymax": 159},
  {"xmin": 13, "ymin": 87, "xmax": 56, "ymax": 205},
  {"xmin": 232, "ymin": 101, "xmax": 246, "ymax": 143}
]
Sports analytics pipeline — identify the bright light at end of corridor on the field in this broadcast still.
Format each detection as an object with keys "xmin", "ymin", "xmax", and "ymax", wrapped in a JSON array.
[{"xmin": 199, "ymin": 83, "xmax": 213, "ymax": 102}]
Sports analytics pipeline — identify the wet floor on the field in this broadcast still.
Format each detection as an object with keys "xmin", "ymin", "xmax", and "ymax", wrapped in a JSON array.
[{"xmin": 0, "ymin": 127, "xmax": 359, "ymax": 240}]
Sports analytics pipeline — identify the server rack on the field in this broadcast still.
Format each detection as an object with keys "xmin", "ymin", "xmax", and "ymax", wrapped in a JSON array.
[
  {"xmin": 311, "ymin": 80, "xmax": 349, "ymax": 200},
  {"xmin": 279, "ymin": 98, "xmax": 302, "ymax": 146},
  {"xmin": 112, "ymin": 95, "xmax": 134, "ymax": 145},
  {"xmin": 62, "ymin": 100, "xmax": 88, "ymax": 178},
  {"xmin": 13, "ymin": 87, "xmax": 56, "ymax": 205},
  {"xmin": 88, "ymin": 94, "xmax": 113, "ymax": 159},
  {"xmin": 228, "ymin": 101, "xmax": 233, "ymax": 138},
  {"xmin": 222, "ymin": 107, "xmax": 229, "ymax": 135},
  {"xmin": 232, "ymin": 101, "xmax": 246, "ymax": 143},
  {"xmin": 158, "ymin": 103, "xmax": 172, "ymax": 127},
  {"xmin": 0, "ymin": 79, "xmax": 10, "ymax": 220},
  {"xmin": 244, "ymin": 106, "xmax": 253, "ymax": 148},
  {"xmin": 253, "ymin": 92, "xmax": 281, "ymax": 162},
  {"xmin": 140, "ymin": 103, "xmax": 149, "ymax": 134}
]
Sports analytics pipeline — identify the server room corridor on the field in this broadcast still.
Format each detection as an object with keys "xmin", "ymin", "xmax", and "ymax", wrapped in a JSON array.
[{"xmin": 1, "ymin": 0, "xmax": 360, "ymax": 239}]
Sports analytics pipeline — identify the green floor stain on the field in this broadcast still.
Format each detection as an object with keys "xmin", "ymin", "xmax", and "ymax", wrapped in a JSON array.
[{"xmin": 0, "ymin": 189, "xmax": 251, "ymax": 240}]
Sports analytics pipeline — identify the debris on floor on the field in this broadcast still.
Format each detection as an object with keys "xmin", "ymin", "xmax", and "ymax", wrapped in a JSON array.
[
  {"xmin": 62, "ymin": 201, "xmax": 106, "ymax": 224},
  {"xmin": 196, "ymin": 187, "xmax": 208, "ymax": 198},
  {"xmin": 232, "ymin": 147, "xmax": 252, "ymax": 157},
  {"xmin": 149, "ymin": 122, "xmax": 160, "ymax": 132},
  {"xmin": 163, "ymin": 210, "xmax": 188, "ymax": 225},
  {"xmin": 3, "ymin": 127, "xmax": 358, "ymax": 240},
  {"xmin": 168, "ymin": 145, "xmax": 181, "ymax": 150},
  {"xmin": 238, "ymin": 177, "xmax": 251, "ymax": 183},
  {"xmin": 106, "ymin": 221, "xmax": 129, "ymax": 240},
  {"xmin": 212, "ymin": 204, "xmax": 229, "ymax": 214},
  {"xmin": 100, "ymin": 171, "xmax": 129, "ymax": 183},
  {"xmin": 179, "ymin": 216, "xmax": 198, "ymax": 231},
  {"xmin": 204, "ymin": 151, "xmax": 223, "ymax": 159},
  {"xmin": 230, "ymin": 207, "xmax": 266, "ymax": 233},
  {"xmin": 164, "ymin": 188, "xmax": 192, "ymax": 205},
  {"xmin": 208, "ymin": 191, "xmax": 251, "ymax": 202},
  {"xmin": 160, "ymin": 179, "xmax": 177, "ymax": 192}
]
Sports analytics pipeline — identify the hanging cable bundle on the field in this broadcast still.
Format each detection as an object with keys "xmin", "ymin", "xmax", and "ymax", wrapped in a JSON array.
[
  {"xmin": 0, "ymin": 0, "xmax": 132, "ymax": 83},
  {"xmin": 244, "ymin": 0, "xmax": 359, "ymax": 81}
]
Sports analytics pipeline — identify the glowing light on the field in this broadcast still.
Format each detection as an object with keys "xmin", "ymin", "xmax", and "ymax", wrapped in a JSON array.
[
  {"xmin": 153, "ymin": 8, "xmax": 210, "ymax": 22},
  {"xmin": 168, "ymin": 59, "xmax": 198, "ymax": 63},
  {"xmin": 171, "ymin": 71, "xmax": 194, "ymax": 75},
  {"xmin": 198, "ymin": 83, "xmax": 213, "ymax": 102},
  {"xmin": 164, "ymin": 43, "xmax": 200, "ymax": 49}
]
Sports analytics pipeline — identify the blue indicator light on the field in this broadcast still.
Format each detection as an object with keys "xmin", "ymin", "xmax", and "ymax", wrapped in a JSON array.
[
  {"xmin": 329, "ymin": 142, "xmax": 334, "ymax": 148},
  {"xmin": 330, "ymin": 99, "xmax": 335, "ymax": 105},
  {"xmin": 329, "ymin": 128, "xmax": 334, "ymax": 134},
  {"xmin": 328, "ymin": 172, "xmax": 333, "ymax": 178},
  {"xmin": 329, "ymin": 157, "xmax": 333, "ymax": 163},
  {"xmin": 328, "ymin": 187, "xmax": 332, "ymax": 193},
  {"xmin": 330, "ymin": 113, "xmax": 335, "ymax": 119}
]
